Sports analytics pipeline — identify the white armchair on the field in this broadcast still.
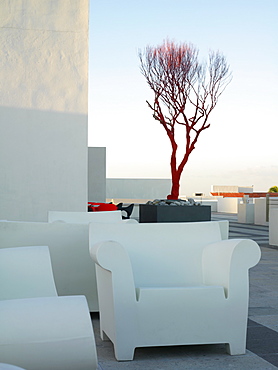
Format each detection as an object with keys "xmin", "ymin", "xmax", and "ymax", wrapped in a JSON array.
[
  {"xmin": 46, "ymin": 210, "xmax": 137, "ymax": 311},
  {"xmin": 0, "ymin": 246, "xmax": 98, "ymax": 370},
  {"xmin": 89, "ymin": 221, "xmax": 261, "ymax": 361},
  {"xmin": 0, "ymin": 212, "xmax": 137, "ymax": 312}
]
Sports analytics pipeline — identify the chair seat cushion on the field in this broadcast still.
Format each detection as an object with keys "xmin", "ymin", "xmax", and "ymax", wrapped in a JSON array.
[{"xmin": 136, "ymin": 285, "xmax": 225, "ymax": 301}]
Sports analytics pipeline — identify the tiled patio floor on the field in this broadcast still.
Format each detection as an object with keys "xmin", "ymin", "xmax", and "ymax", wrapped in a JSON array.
[{"xmin": 92, "ymin": 213, "xmax": 278, "ymax": 369}]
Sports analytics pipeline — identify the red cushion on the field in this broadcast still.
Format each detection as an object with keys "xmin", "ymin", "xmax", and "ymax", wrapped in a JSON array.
[{"xmin": 90, "ymin": 203, "xmax": 118, "ymax": 212}]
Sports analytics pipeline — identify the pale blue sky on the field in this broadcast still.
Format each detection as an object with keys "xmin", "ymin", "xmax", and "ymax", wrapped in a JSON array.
[{"xmin": 88, "ymin": 0, "xmax": 278, "ymax": 196}]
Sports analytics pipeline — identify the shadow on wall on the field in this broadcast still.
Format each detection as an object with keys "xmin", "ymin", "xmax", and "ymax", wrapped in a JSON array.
[{"xmin": 0, "ymin": 106, "xmax": 88, "ymax": 222}]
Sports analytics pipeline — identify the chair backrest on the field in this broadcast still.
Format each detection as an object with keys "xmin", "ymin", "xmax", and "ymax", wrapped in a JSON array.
[
  {"xmin": 90, "ymin": 221, "xmax": 223, "ymax": 287},
  {"xmin": 48, "ymin": 210, "xmax": 123, "ymax": 224},
  {"xmin": 0, "ymin": 245, "xmax": 58, "ymax": 300}
]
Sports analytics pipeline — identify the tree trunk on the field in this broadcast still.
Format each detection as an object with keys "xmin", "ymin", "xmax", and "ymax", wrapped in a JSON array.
[{"xmin": 167, "ymin": 170, "xmax": 181, "ymax": 200}]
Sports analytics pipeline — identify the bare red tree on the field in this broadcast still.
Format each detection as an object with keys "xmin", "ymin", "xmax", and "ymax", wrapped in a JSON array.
[{"xmin": 139, "ymin": 40, "xmax": 232, "ymax": 199}]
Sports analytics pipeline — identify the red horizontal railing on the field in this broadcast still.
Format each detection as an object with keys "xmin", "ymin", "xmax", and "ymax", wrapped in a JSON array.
[{"xmin": 210, "ymin": 192, "xmax": 278, "ymax": 198}]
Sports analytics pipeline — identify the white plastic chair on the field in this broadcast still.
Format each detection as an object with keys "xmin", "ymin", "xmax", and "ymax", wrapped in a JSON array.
[
  {"xmin": 47, "ymin": 210, "xmax": 137, "ymax": 311},
  {"xmin": 0, "ymin": 246, "xmax": 98, "ymax": 370},
  {"xmin": 89, "ymin": 221, "xmax": 261, "ymax": 361}
]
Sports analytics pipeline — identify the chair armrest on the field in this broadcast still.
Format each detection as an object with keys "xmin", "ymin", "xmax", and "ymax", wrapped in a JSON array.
[
  {"xmin": 90, "ymin": 241, "xmax": 138, "ymax": 343},
  {"xmin": 202, "ymin": 239, "xmax": 261, "ymax": 298},
  {"xmin": 89, "ymin": 240, "xmax": 136, "ymax": 302}
]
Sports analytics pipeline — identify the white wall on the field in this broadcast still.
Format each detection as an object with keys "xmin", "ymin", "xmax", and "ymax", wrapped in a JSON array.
[
  {"xmin": 0, "ymin": 1, "xmax": 89, "ymax": 221},
  {"xmin": 212, "ymin": 185, "xmax": 253, "ymax": 193},
  {"xmin": 238, "ymin": 203, "xmax": 255, "ymax": 224},
  {"xmin": 269, "ymin": 208, "xmax": 278, "ymax": 246},
  {"xmin": 88, "ymin": 147, "xmax": 106, "ymax": 202},
  {"xmin": 254, "ymin": 198, "xmax": 268, "ymax": 226},
  {"xmin": 106, "ymin": 178, "xmax": 172, "ymax": 201},
  {"xmin": 217, "ymin": 197, "xmax": 240, "ymax": 214}
]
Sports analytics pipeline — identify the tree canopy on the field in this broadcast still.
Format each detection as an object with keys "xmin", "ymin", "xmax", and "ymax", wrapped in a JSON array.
[{"xmin": 139, "ymin": 40, "xmax": 232, "ymax": 199}]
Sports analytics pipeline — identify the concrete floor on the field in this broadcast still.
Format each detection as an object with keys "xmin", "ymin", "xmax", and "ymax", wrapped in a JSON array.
[{"xmin": 92, "ymin": 213, "xmax": 278, "ymax": 369}]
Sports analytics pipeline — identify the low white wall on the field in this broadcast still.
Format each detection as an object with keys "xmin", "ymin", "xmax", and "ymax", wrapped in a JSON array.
[
  {"xmin": 238, "ymin": 203, "xmax": 255, "ymax": 224},
  {"xmin": 212, "ymin": 185, "xmax": 253, "ymax": 193},
  {"xmin": 254, "ymin": 198, "xmax": 268, "ymax": 225},
  {"xmin": 269, "ymin": 208, "xmax": 278, "ymax": 246},
  {"xmin": 217, "ymin": 197, "xmax": 240, "ymax": 214},
  {"xmin": 106, "ymin": 178, "xmax": 172, "ymax": 201},
  {"xmin": 0, "ymin": 221, "xmax": 98, "ymax": 312}
]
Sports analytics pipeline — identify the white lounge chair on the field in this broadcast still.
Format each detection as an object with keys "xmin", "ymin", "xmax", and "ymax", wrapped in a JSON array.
[
  {"xmin": 0, "ymin": 211, "xmax": 137, "ymax": 312},
  {"xmin": 0, "ymin": 246, "xmax": 98, "ymax": 370},
  {"xmin": 89, "ymin": 221, "xmax": 261, "ymax": 361}
]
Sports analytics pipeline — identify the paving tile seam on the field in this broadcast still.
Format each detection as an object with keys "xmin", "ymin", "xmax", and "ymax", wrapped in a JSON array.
[
  {"xmin": 264, "ymin": 245, "xmax": 278, "ymax": 250},
  {"xmin": 250, "ymin": 310, "xmax": 278, "ymax": 314},
  {"xmin": 247, "ymin": 319, "xmax": 278, "ymax": 367},
  {"xmin": 229, "ymin": 223, "xmax": 267, "ymax": 227},
  {"xmin": 229, "ymin": 230, "xmax": 268, "ymax": 236},
  {"xmin": 232, "ymin": 234, "xmax": 269, "ymax": 239},
  {"xmin": 230, "ymin": 234, "xmax": 269, "ymax": 239},
  {"xmin": 229, "ymin": 227, "xmax": 268, "ymax": 232},
  {"xmin": 250, "ymin": 317, "xmax": 278, "ymax": 325},
  {"xmin": 229, "ymin": 229, "xmax": 267, "ymax": 234},
  {"xmin": 237, "ymin": 223, "xmax": 269, "ymax": 227},
  {"xmin": 230, "ymin": 223, "xmax": 269, "ymax": 230},
  {"xmin": 234, "ymin": 227, "xmax": 269, "ymax": 232}
]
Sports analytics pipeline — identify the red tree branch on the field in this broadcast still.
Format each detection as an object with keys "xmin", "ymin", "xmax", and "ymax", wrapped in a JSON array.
[{"xmin": 139, "ymin": 40, "xmax": 232, "ymax": 199}]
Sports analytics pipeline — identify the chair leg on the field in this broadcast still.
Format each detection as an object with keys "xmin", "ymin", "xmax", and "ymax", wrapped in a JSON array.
[
  {"xmin": 114, "ymin": 344, "xmax": 135, "ymax": 361},
  {"xmin": 117, "ymin": 203, "xmax": 134, "ymax": 219},
  {"xmin": 225, "ymin": 341, "xmax": 246, "ymax": 355},
  {"xmin": 100, "ymin": 330, "xmax": 110, "ymax": 341},
  {"xmin": 100, "ymin": 328, "xmax": 135, "ymax": 361}
]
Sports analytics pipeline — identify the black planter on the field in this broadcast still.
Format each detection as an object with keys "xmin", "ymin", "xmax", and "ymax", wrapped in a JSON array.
[{"xmin": 139, "ymin": 204, "xmax": 211, "ymax": 223}]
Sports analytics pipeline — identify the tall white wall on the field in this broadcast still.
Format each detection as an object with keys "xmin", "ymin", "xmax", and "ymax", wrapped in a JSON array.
[{"xmin": 0, "ymin": 0, "xmax": 89, "ymax": 221}]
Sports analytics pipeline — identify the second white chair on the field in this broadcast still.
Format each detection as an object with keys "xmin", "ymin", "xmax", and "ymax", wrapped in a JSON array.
[
  {"xmin": 0, "ymin": 245, "xmax": 98, "ymax": 370},
  {"xmin": 89, "ymin": 221, "xmax": 261, "ymax": 361}
]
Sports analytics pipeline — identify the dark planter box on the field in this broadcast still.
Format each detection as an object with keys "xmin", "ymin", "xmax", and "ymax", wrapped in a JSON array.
[{"xmin": 139, "ymin": 204, "xmax": 211, "ymax": 223}]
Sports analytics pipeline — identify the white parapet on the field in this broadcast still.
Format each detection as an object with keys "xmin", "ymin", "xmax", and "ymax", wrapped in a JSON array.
[
  {"xmin": 269, "ymin": 208, "xmax": 278, "ymax": 246},
  {"xmin": 254, "ymin": 198, "xmax": 268, "ymax": 226},
  {"xmin": 238, "ymin": 203, "xmax": 254, "ymax": 224},
  {"xmin": 217, "ymin": 197, "xmax": 240, "ymax": 214}
]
